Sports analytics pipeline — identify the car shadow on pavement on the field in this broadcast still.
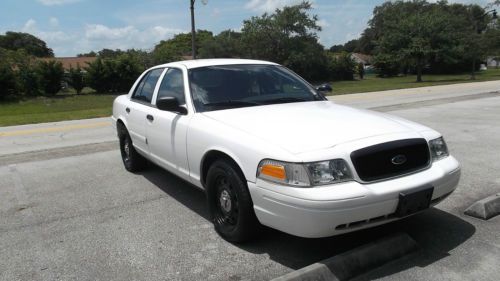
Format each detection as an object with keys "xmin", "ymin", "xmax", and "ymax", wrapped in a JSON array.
[{"xmin": 140, "ymin": 165, "xmax": 475, "ymax": 276}]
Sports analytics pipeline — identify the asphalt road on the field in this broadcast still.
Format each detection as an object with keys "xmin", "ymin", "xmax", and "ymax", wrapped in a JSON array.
[{"xmin": 1, "ymin": 81, "xmax": 500, "ymax": 281}]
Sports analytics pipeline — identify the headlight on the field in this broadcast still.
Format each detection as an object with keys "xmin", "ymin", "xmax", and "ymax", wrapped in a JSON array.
[
  {"xmin": 257, "ymin": 159, "xmax": 353, "ymax": 187},
  {"xmin": 429, "ymin": 137, "xmax": 449, "ymax": 161}
]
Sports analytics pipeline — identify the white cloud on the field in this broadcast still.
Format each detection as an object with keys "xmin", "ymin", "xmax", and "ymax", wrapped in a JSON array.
[
  {"xmin": 74, "ymin": 23, "xmax": 185, "ymax": 54},
  {"xmin": 22, "ymin": 19, "xmax": 37, "ymax": 32},
  {"xmin": 317, "ymin": 19, "xmax": 330, "ymax": 28},
  {"xmin": 244, "ymin": 0, "xmax": 304, "ymax": 12},
  {"xmin": 49, "ymin": 17, "xmax": 59, "ymax": 28},
  {"xmin": 85, "ymin": 24, "xmax": 137, "ymax": 40},
  {"xmin": 37, "ymin": 0, "xmax": 81, "ymax": 6}
]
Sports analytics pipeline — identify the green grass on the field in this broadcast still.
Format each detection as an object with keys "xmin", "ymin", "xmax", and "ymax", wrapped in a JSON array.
[
  {"xmin": 329, "ymin": 68, "xmax": 500, "ymax": 95},
  {"xmin": 1, "ymin": 69, "xmax": 499, "ymax": 126},
  {"xmin": 0, "ymin": 94, "xmax": 117, "ymax": 126}
]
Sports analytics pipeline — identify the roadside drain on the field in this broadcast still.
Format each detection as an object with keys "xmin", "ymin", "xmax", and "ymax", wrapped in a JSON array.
[
  {"xmin": 271, "ymin": 232, "xmax": 418, "ymax": 281},
  {"xmin": 464, "ymin": 193, "xmax": 500, "ymax": 220}
]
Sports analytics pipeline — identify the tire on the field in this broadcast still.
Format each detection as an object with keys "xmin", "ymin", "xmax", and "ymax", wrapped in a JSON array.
[
  {"xmin": 206, "ymin": 159, "xmax": 261, "ymax": 242},
  {"xmin": 118, "ymin": 123, "xmax": 147, "ymax": 172}
]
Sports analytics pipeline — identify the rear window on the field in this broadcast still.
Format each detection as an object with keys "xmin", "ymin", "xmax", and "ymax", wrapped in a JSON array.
[{"xmin": 132, "ymin": 68, "xmax": 164, "ymax": 103}]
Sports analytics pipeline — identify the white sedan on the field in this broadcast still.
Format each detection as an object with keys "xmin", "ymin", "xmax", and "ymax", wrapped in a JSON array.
[{"xmin": 111, "ymin": 59, "xmax": 461, "ymax": 242}]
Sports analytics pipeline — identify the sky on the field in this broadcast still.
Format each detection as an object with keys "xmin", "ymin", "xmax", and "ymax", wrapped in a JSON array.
[{"xmin": 0, "ymin": 0, "xmax": 495, "ymax": 57}]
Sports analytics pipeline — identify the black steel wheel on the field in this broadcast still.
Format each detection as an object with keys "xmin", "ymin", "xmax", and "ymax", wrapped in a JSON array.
[{"xmin": 206, "ymin": 159, "xmax": 260, "ymax": 242}]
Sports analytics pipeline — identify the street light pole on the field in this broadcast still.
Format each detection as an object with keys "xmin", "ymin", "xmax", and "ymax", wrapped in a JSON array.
[{"xmin": 190, "ymin": 0, "xmax": 196, "ymax": 59}]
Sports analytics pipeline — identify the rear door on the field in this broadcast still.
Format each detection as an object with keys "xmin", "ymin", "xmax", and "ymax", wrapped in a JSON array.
[{"xmin": 126, "ymin": 68, "xmax": 165, "ymax": 155}]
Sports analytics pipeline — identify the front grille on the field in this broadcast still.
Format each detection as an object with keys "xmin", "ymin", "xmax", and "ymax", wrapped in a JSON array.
[{"xmin": 350, "ymin": 138, "xmax": 430, "ymax": 182}]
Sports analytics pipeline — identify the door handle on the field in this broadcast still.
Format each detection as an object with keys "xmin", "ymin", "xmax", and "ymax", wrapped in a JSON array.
[
  {"xmin": 125, "ymin": 107, "xmax": 130, "ymax": 113},
  {"xmin": 146, "ymin": 114, "xmax": 154, "ymax": 121}
]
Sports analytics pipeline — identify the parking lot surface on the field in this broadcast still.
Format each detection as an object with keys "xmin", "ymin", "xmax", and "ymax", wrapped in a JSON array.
[{"xmin": 1, "ymin": 85, "xmax": 500, "ymax": 280}]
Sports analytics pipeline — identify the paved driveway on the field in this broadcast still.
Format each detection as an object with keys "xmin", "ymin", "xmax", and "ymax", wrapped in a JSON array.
[{"xmin": 1, "ymin": 82, "xmax": 499, "ymax": 280}]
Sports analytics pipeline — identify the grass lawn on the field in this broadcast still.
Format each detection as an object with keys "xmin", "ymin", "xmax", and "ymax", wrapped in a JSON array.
[
  {"xmin": 329, "ymin": 68, "xmax": 500, "ymax": 95},
  {"xmin": 1, "ymin": 69, "xmax": 499, "ymax": 127},
  {"xmin": 0, "ymin": 94, "xmax": 117, "ymax": 126}
]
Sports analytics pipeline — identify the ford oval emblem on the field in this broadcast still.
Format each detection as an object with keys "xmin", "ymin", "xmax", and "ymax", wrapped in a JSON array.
[{"xmin": 391, "ymin": 154, "xmax": 407, "ymax": 165}]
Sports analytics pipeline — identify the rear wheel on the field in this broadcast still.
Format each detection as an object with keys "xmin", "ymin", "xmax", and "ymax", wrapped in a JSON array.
[
  {"xmin": 118, "ymin": 123, "xmax": 147, "ymax": 172},
  {"xmin": 206, "ymin": 159, "xmax": 260, "ymax": 242}
]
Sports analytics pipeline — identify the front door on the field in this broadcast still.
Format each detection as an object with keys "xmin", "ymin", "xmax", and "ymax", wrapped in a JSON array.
[{"xmin": 147, "ymin": 68, "xmax": 192, "ymax": 181}]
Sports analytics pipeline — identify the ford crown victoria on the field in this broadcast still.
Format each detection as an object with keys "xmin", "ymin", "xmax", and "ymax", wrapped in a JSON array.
[{"xmin": 111, "ymin": 59, "xmax": 461, "ymax": 242}]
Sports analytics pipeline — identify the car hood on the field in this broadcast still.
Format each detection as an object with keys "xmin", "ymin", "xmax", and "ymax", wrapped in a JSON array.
[{"xmin": 201, "ymin": 101, "xmax": 424, "ymax": 154}]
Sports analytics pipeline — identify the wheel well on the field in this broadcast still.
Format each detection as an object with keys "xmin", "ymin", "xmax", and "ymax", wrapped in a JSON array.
[
  {"xmin": 201, "ymin": 151, "xmax": 245, "ymax": 188},
  {"xmin": 116, "ymin": 119, "xmax": 126, "ymax": 136}
]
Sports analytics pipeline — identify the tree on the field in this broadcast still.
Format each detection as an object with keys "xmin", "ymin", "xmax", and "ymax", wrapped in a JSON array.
[
  {"xmin": 370, "ymin": 1, "xmax": 463, "ymax": 82},
  {"xmin": 240, "ymin": 1, "xmax": 328, "ymax": 81},
  {"xmin": 343, "ymin": 39, "xmax": 360, "ymax": 53},
  {"xmin": 0, "ymin": 60, "xmax": 16, "ymax": 100},
  {"xmin": 84, "ymin": 54, "xmax": 143, "ymax": 93},
  {"xmin": 0, "ymin": 48, "xmax": 18, "ymax": 99},
  {"xmin": 19, "ymin": 65, "xmax": 40, "ymax": 96},
  {"xmin": 77, "ymin": 51, "xmax": 97, "ymax": 57},
  {"xmin": 0, "ymin": 32, "xmax": 53, "ymax": 57},
  {"xmin": 463, "ymin": 4, "xmax": 496, "ymax": 79},
  {"xmin": 199, "ymin": 30, "xmax": 244, "ymax": 58},
  {"xmin": 357, "ymin": 62, "xmax": 365, "ymax": 79},
  {"xmin": 113, "ymin": 54, "xmax": 143, "ymax": 92},
  {"xmin": 326, "ymin": 52, "xmax": 356, "ymax": 81},
  {"xmin": 36, "ymin": 60, "xmax": 64, "ymax": 95},
  {"xmin": 85, "ymin": 57, "xmax": 107, "ymax": 93},
  {"xmin": 152, "ymin": 30, "xmax": 213, "ymax": 63},
  {"xmin": 67, "ymin": 64, "xmax": 85, "ymax": 94},
  {"xmin": 329, "ymin": 44, "xmax": 344, "ymax": 53}
]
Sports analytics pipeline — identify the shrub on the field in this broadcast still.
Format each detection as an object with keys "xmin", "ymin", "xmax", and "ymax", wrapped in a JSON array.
[
  {"xmin": 67, "ymin": 64, "xmax": 85, "ymax": 94},
  {"xmin": 18, "ymin": 65, "xmax": 40, "ymax": 96},
  {"xmin": 36, "ymin": 60, "xmax": 64, "ymax": 95},
  {"xmin": 327, "ymin": 52, "xmax": 356, "ymax": 81},
  {"xmin": 85, "ymin": 55, "xmax": 143, "ymax": 93},
  {"xmin": 0, "ymin": 62, "xmax": 17, "ymax": 100},
  {"xmin": 373, "ymin": 53, "xmax": 400, "ymax": 77},
  {"xmin": 85, "ymin": 58, "xmax": 107, "ymax": 93}
]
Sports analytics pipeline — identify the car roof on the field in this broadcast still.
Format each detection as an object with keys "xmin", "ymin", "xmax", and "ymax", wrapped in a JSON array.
[{"xmin": 155, "ymin": 58, "xmax": 279, "ymax": 69}]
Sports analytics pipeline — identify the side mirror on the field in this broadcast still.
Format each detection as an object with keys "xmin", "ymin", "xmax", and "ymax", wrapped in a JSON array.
[
  {"xmin": 316, "ymin": 83, "xmax": 332, "ymax": 93},
  {"xmin": 156, "ymin": 97, "xmax": 187, "ymax": 114}
]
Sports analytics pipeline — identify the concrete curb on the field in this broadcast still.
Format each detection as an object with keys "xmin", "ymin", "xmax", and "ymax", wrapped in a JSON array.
[
  {"xmin": 464, "ymin": 193, "xmax": 500, "ymax": 220},
  {"xmin": 271, "ymin": 233, "xmax": 418, "ymax": 281}
]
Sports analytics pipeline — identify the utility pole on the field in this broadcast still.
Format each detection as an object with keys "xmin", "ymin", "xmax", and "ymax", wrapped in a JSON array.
[{"xmin": 190, "ymin": 0, "xmax": 196, "ymax": 59}]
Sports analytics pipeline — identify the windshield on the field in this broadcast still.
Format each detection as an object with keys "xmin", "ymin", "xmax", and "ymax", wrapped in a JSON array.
[{"xmin": 188, "ymin": 64, "xmax": 325, "ymax": 112}]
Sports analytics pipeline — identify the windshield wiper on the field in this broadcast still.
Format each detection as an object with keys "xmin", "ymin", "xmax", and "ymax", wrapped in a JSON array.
[
  {"xmin": 261, "ymin": 97, "xmax": 309, "ymax": 104},
  {"xmin": 203, "ymin": 100, "xmax": 261, "ymax": 108}
]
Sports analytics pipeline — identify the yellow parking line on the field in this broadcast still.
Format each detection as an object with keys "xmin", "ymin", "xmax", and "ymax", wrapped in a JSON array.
[{"xmin": 0, "ymin": 121, "xmax": 111, "ymax": 137}]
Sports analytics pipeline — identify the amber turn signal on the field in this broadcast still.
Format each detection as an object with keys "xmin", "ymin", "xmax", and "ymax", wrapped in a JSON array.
[{"xmin": 260, "ymin": 164, "xmax": 286, "ymax": 180}]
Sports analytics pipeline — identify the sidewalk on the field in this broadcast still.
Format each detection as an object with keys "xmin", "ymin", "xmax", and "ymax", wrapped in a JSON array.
[
  {"xmin": 0, "ymin": 117, "xmax": 115, "ymax": 156},
  {"xmin": 328, "ymin": 80, "xmax": 500, "ymax": 109}
]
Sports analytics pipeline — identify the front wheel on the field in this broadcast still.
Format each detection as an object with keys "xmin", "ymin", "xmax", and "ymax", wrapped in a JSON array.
[{"xmin": 206, "ymin": 159, "xmax": 261, "ymax": 242}]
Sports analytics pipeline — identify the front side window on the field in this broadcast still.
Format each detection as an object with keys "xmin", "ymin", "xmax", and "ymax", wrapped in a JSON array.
[
  {"xmin": 157, "ymin": 68, "xmax": 186, "ymax": 104},
  {"xmin": 188, "ymin": 64, "xmax": 323, "ymax": 112},
  {"xmin": 131, "ymin": 68, "xmax": 164, "ymax": 104}
]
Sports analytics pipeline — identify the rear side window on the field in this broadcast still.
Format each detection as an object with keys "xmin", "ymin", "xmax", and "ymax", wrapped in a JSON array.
[
  {"xmin": 132, "ymin": 68, "xmax": 164, "ymax": 103},
  {"xmin": 157, "ymin": 68, "xmax": 186, "ymax": 105}
]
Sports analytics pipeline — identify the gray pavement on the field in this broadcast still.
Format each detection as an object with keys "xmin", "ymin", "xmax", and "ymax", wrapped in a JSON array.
[
  {"xmin": 1, "ymin": 81, "xmax": 500, "ymax": 280},
  {"xmin": 0, "ymin": 117, "xmax": 115, "ymax": 156}
]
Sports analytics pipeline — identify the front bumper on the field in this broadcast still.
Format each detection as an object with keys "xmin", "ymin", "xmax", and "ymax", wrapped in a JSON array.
[{"xmin": 248, "ymin": 156, "xmax": 461, "ymax": 238}]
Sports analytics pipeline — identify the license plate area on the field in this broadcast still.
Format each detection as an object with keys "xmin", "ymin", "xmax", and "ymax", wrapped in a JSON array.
[{"xmin": 395, "ymin": 187, "xmax": 434, "ymax": 217}]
